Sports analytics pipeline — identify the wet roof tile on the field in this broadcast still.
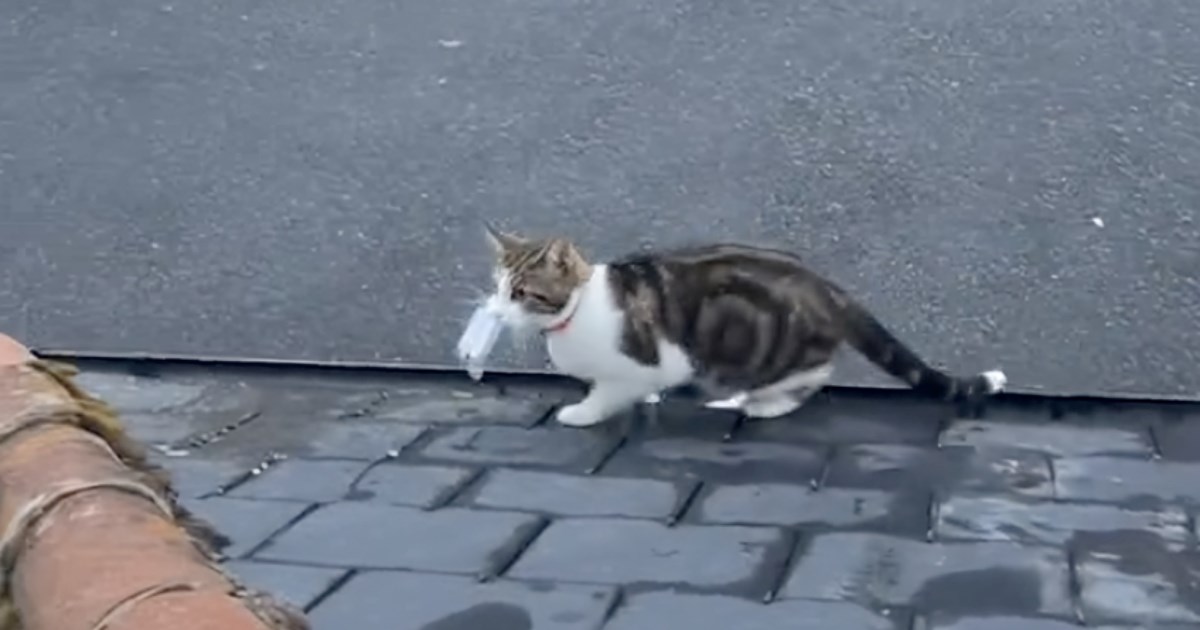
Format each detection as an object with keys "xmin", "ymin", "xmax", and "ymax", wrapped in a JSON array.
[{"xmin": 71, "ymin": 358, "xmax": 1200, "ymax": 628}]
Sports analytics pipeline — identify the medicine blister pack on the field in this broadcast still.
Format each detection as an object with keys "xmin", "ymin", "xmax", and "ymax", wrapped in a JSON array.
[{"xmin": 455, "ymin": 305, "xmax": 505, "ymax": 380}]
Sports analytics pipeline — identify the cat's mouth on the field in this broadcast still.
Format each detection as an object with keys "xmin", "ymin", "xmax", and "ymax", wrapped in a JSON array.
[{"xmin": 484, "ymin": 294, "xmax": 547, "ymax": 331}]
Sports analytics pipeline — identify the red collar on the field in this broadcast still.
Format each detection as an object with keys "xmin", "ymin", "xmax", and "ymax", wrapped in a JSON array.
[{"xmin": 542, "ymin": 296, "xmax": 581, "ymax": 335}]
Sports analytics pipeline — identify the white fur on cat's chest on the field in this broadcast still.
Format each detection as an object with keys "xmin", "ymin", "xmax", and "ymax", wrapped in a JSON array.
[
  {"xmin": 546, "ymin": 327, "xmax": 693, "ymax": 388},
  {"xmin": 545, "ymin": 266, "xmax": 693, "ymax": 389}
]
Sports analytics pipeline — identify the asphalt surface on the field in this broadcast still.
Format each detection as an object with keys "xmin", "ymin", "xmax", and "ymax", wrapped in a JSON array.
[
  {"xmin": 2, "ymin": 0, "xmax": 1200, "ymax": 398},
  {"xmin": 70, "ymin": 358, "xmax": 1200, "ymax": 629}
]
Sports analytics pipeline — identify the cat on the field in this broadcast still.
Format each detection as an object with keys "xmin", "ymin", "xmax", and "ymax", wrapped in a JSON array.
[{"xmin": 480, "ymin": 223, "xmax": 1006, "ymax": 428}]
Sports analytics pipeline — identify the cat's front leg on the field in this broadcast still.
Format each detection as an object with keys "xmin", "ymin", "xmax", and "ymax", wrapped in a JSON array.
[{"xmin": 556, "ymin": 380, "xmax": 650, "ymax": 427}]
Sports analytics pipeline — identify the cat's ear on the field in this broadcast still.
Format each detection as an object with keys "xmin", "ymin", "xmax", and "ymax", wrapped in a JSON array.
[
  {"xmin": 483, "ymin": 221, "xmax": 524, "ymax": 255},
  {"xmin": 547, "ymin": 239, "xmax": 588, "ymax": 270}
]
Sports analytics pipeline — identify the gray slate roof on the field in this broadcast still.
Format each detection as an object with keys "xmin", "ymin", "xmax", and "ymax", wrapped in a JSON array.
[{"xmin": 67, "ymin": 357, "xmax": 1200, "ymax": 630}]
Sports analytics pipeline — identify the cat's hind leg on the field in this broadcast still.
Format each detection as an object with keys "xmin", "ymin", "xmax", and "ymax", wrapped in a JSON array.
[
  {"xmin": 738, "ymin": 364, "xmax": 834, "ymax": 419},
  {"xmin": 741, "ymin": 394, "xmax": 803, "ymax": 418}
]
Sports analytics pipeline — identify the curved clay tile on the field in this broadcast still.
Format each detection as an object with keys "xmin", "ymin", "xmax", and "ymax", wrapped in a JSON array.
[{"xmin": 0, "ymin": 334, "xmax": 307, "ymax": 630}]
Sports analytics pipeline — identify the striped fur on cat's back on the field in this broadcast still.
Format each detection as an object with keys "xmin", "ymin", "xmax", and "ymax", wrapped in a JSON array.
[{"xmin": 481, "ymin": 223, "xmax": 1007, "ymax": 428}]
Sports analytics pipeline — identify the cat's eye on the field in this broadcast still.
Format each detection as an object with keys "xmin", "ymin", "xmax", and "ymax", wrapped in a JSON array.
[{"xmin": 511, "ymin": 287, "xmax": 526, "ymax": 300}]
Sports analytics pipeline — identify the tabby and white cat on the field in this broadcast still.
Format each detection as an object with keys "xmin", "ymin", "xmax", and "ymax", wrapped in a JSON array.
[{"xmin": 482, "ymin": 224, "xmax": 1007, "ymax": 428}]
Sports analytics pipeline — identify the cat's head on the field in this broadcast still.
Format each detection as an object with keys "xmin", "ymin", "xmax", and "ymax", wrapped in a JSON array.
[{"xmin": 482, "ymin": 222, "xmax": 592, "ymax": 330}]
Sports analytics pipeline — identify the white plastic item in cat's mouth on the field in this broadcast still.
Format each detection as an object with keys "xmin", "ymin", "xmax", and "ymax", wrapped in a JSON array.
[{"xmin": 456, "ymin": 305, "xmax": 505, "ymax": 381}]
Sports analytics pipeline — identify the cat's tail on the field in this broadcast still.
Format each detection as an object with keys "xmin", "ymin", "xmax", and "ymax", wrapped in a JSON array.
[{"xmin": 837, "ymin": 294, "xmax": 1007, "ymax": 409}]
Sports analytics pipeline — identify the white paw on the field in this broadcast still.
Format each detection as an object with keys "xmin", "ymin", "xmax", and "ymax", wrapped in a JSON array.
[
  {"xmin": 643, "ymin": 392, "xmax": 662, "ymax": 405},
  {"xmin": 703, "ymin": 392, "xmax": 749, "ymax": 410},
  {"xmin": 980, "ymin": 369, "xmax": 1008, "ymax": 393},
  {"xmin": 742, "ymin": 395, "xmax": 802, "ymax": 419},
  {"xmin": 555, "ymin": 403, "xmax": 605, "ymax": 427}
]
